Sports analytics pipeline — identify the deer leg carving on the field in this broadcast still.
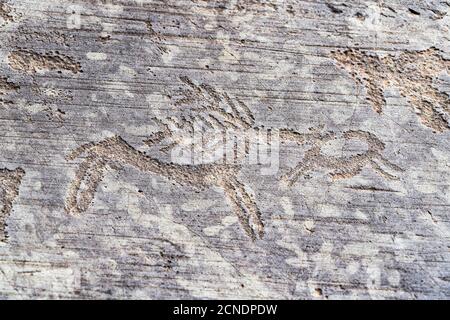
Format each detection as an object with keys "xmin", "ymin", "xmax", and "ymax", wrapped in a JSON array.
[{"xmin": 220, "ymin": 176, "xmax": 264, "ymax": 240}]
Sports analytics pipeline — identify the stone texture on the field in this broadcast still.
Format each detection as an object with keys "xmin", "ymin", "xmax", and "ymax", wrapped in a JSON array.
[{"xmin": 0, "ymin": 0, "xmax": 449, "ymax": 299}]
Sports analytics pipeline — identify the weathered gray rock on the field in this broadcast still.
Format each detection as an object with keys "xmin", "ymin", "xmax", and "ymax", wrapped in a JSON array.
[{"xmin": 0, "ymin": 0, "xmax": 449, "ymax": 299}]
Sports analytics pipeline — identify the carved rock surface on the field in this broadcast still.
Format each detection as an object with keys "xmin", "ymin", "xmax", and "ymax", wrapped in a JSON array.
[{"xmin": 0, "ymin": 0, "xmax": 449, "ymax": 299}]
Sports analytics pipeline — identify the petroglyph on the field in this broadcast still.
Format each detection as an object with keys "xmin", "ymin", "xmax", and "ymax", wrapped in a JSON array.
[
  {"xmin": 64, "ymin": 78, "xmax": 267, "ymax": 239},
  {"xmin": 65, "ymin": 77, "xmax": 271, "ymax": 238},
  {"xmin": 175, "ymin": 75, "xmax": 255, "ymax": 131},
  {"xmin": 11, "ymin": 28, "xmax": 72, "ymax": 47},
  {"xmin": 144, "ymin": 76, "xmax": 258, "ymax": 164},
  {"xmin": 0, "ymin": 76, "xmax": 18, "ymax": 105},
  {"xmin": 2, "ymin": 0, "xmax": 449, "ymax": 299},
  {"xmin": 65, "ymin": 136, "xmax": 264, "ymax": 240},
  {"xmin": 281, "ymin": 130, "xmax": 403, "ymax": 187},
  {"xmin": 0, "ymin": 77, "xmax": 18, "ymax": 95},
  {"xmin": 332, "ymin": 47, "xmax": 450, "ymax": 132},
  {"xmin": 0, "ymin": 2, "xmax": 15, "ymax": 26},
  {"xmin": 8, "ymin": 50, "xmax": 82, "ymax": 74},
  {"xmin": 65, "ymin": 77, "xmax": 401, "ymax": 240},
  {"xmin": 0, "ymin": 168, "xmax": 25, "ymax": 242}
]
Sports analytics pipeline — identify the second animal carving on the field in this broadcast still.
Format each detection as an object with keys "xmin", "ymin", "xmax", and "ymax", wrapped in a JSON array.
[
  {"xmin": 65, "ymin": 77, "xmax": 402, "ymax": 239},
  {"xmin": 332, "ymin": 47, "xmax": 450, "ymax": 132}
]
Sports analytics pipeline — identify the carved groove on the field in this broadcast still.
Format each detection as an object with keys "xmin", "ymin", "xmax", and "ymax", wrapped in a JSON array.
[
  {"xmin": 332, "ymin": 47, "xmax": 450, "ymax": 132},
  {"xmin": 65, "ymin": 77, "xmax": 402, "ymax": 240},
  {"xmin": 0, "ymin": 168, "xmax": 25, "ymax": 242}
]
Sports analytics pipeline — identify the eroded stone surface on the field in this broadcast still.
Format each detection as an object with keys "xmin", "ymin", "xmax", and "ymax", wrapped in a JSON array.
[
  {"xmin": 0, "ymin": 168, "xmax": 24, "ymax": 242},
  {"xmin": 0, "ymin": 0, "xmax": 449, "ymax": 299}
]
